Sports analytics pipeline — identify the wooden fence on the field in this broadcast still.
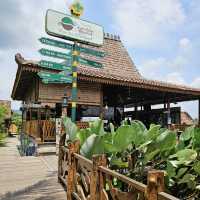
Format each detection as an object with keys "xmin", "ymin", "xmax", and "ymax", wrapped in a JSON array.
[
  {"xmin": 23, "ymin": 120, "xmax": 56, "ymax": 143},
  {"xmin": 58, "ymin": 135, "xmax": 179, "ymax": 200}
]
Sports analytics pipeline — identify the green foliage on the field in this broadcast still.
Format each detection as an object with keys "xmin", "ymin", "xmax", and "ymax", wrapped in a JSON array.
[
  {"xmin": 0, "ymin": 105, "xmax": 8, "ymax": 132},
  {"xmin": 63, "ymin": 117, "xmax": 200, "ymax": 199},
  {"xmin": 11, "ymin": 112, "xmax": 22, "ymax": 130}
]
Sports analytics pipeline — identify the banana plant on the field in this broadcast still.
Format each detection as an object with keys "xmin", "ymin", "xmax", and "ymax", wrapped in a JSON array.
[{"xmin": 63, "ymin": 117, "xmax": 200, "ymax": 199}]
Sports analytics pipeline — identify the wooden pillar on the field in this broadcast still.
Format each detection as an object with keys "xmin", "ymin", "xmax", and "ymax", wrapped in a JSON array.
[
  {"xmin": 167, "ymin": 101, "xmax": 171, "ymax": 129},
  {"xmin": 66, "ymin": 142, "xmax": 76, "ymax": 200},
  {"xmin": 100, "ymin": 85, "xmax": 104, "ymax": 120},
  {"xmin": 147, "ymin": 171, "xmax": 164, "ymax": 200},
  {"xmin": 135, "ymin": 105, "xmax": 138, "ymax": 120},
  {"xmin": 91, "ymin": 155, "xmax": 107, "ymax": 200}
]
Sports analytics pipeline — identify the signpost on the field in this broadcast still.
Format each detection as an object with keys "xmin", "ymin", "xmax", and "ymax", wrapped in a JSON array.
[{"xmin": 37, "ymin": 0, "xmax": 104, "ymax": 122}]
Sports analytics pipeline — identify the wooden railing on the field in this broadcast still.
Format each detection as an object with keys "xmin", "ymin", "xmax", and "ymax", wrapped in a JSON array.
[
  {"xmin": 58, "ymin": 135, "xmax": 180, "ymax": 200},
  {"xmin": 41, "ymin": 120, "xmax": 56, "ymax": 142},
  {"xmin": 23, "ymin": 120, "xmax": 56, "ymax": 143}
]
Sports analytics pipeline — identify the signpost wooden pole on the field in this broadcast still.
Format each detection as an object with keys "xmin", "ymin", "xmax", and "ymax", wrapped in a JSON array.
[{"xmin": 71, "ymin": 43, "xmax": 79, "ymax": 122}]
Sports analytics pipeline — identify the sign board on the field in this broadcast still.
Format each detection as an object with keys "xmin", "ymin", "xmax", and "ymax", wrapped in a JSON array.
[
  {"xmin": 79, "ymin": 57, "xmax": 103, "ymax": 68},
  {"xmin": 39, "ymin": 48, "xmax": 72, "ymax": 60},
  {"xmin": 39, "ymin": 37, "xmax": 73, "ymax": 50},
  {"xmin": 38, "ymin": 72, "xmax": 72, "ymax": 83},
  {"xmin": 39, "ymin": 60, "xmax": 72, "ymax": 71},
  {"xmin": 79, "ymin": 46, "xmax": 105, "ymax": 58},
  {"xmin": 46, "ymin": 9, "xmax": 104, "ymax": 46},
  {"xmin": 39, "ymin": 37, "xmax": 105, "ymax": 57}
]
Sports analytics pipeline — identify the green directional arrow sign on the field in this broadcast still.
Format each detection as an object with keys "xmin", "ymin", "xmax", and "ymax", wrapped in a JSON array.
[
  {"xmin": 38, "ymin": 72, "xmax": 72, "ymax": 83},
  {"xmin": 79, "ymin": 57, "xmax": 103, "ymax": 68},
  {"xmin": 78, "ymin": 46, "xmax": 105, "ymax": 58},
  {"xmin": 42, "ymin": 79, "xmax": 71, "ymax": 84},
  {"xmin": 39, "ymin": 48, "xmax": 72, "ymax": 60},
  {"xmin": 39, "ymin": 60, "xmax": 72, "ymax": 72},
  {"xmin": 39, "ymin": 37, "xmax": 105, "ymax": 58},
  {"xmin": 39, "ymin": 37, "xmax": 73, "ymax": 50}
]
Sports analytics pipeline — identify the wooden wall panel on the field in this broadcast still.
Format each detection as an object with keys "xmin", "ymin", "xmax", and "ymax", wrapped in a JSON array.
[
  {"xmin": 24, "ymin": 78, "xmax": 36, "ymax": 104},
  {"xmin": 38, "ymin": 80, "xmax": 101, "ymax": 105}
]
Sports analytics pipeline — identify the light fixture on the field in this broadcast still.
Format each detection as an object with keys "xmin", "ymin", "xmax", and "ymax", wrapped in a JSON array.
[
  {"xmin": 105, "ymin": 104, "xmax": 108, "ymax": 110},
  {"xmin": 62, "ymin": 93, "xmax": 68, "ymax": 109}
]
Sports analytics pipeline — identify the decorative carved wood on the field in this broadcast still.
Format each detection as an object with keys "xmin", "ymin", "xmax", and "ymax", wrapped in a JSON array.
[{"xmin": 58, "ymin": 140, "xmax": 179, "ymax": 200}]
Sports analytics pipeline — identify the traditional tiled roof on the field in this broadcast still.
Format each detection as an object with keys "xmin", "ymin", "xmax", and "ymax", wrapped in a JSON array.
[
  {"xmin": 181, "ymin": 112, "xmax": 194, "ymax": 125},
  {"xmin": 12, "ymin": 34, "xmax": 200, "ymax": 99}
]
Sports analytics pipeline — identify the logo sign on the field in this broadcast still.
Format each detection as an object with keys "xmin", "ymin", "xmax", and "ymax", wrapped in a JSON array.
[{"xmin": 45, "ymin": 9, "xmax": 104, "ymax": 46}]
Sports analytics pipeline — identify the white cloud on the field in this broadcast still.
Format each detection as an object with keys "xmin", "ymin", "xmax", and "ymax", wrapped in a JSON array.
[
  {"xmin": 112, "ymin": 0, "xmax": 186, "ymax": 48},
  {"xmin": 179, "ymin": 38, "xmax": 191, "ymax": 49},
  {"xmin": 165, "ymin": 72, "xmax": 186, "ymax": 85},
  {"xmin": 0, "ymin": 0, "xmax": 66, "ymax": 110},
  {"xmin": 191, "ymin": 77, "xmax": 200, "ymax": 88}
]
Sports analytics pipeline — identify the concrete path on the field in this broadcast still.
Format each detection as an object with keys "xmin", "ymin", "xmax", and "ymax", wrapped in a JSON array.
[{"xmin": 0, "ymin": 136, "xmax": 66, "ymax": 200}]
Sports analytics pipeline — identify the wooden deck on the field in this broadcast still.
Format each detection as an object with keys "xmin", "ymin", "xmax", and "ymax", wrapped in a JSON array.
[{"xmin": 0, "ymin": 136, "xmax": 66, "ymax": 200}]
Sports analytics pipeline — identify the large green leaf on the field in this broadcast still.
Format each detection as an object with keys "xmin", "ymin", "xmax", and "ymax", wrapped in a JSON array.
[
  {"xmin": 112, "ymin": 125, "xmax": 135, "ymax": 152},
  {"xmin": 144, "ymin": 149, "xmax": 160, "ymax": 164},
  {"xmin": 76, "ymin": 128, "xmax": 92, "ymax": 146},
  {"xmin": 89, "ymin": 119, "xmax": 105, "ymax": 136},
  {"xmin": 145, "ymin": 124, "xmax": 161, "ymax": 141},
  {"xmin": 193, "ymin": 161, "xmax": 200, "ymax": 175},
  {"xmin": 131, "ymin": 122, "xmax": 147, "ymax": 147},
  {"xmin": 176, "ymin": 167, "xmax": 188, "ymax": 179},
  {"xmin": 166, "ymin": 161, "xmax": 176, "ymax": 178},
  {"xmin": 193, "ymin": 128, "xmax": 200, "ymax": 150},
  {"xmin": 170, "ymin": 149, "xmax": 197, "ymax": 165},
  {"xmin": 80, "ymin": 134, "xmax": 107, "ymax": 159},
  {"xmin": 178, "ymin": 174, "xmax": 196, "ymax": 189},
  {"xmin": 63, "ymin": 117, "xmax": 78, "ymax": 142},
  {"xmin": 180, "ymin": 125, "xmax": 195, "ymax": 141},
  {"xmin": 155, "ymin": 130, "xmax": 176, "ymax": 152},
  {"xmin": 132, "ymin": 120, "xmax": 147, "ymax": 132}
]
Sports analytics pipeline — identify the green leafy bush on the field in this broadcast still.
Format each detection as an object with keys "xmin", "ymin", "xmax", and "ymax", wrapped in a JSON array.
[{"xmin": 63, "ymin": 117, "xmax": 200, "ymax": 199}]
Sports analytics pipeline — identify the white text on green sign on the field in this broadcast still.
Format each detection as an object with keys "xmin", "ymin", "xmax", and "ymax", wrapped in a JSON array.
[
  {"xmin": 39, "ymin": 48, "xmax": 72, "ymax": 60},
  {"xmin": 38, "ymin": 71, "xmax": 72, "ymax": 83},
  {"xmin": 79, "ymin": 57, "xmax": 103, "ymax": 68},
  {"xmin": 45, "ymin": 9, "xmax": 104, "ymax": 46},
  {"xmin": 39, "ymin": 37, "xmax": 105, "ymax": 57},
  {"xmin": 39, "ymin": 60, "xmax": 72, "ymax": 72}
]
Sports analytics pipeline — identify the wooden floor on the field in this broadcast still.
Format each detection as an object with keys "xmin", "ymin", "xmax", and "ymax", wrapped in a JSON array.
[{"xmin": 0, "ymin": 136, "xmax": 66, "ymax": 200}]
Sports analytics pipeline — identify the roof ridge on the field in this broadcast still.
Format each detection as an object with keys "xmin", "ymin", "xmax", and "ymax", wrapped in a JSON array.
[{"xmin": 104, "ymin": 32, "xmax": 121, "ymax": 41}]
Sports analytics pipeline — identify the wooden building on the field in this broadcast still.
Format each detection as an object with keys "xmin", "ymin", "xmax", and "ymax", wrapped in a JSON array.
[{"xmin": 11, "ymin": 33, "xmax": 200, "ymax": 143}]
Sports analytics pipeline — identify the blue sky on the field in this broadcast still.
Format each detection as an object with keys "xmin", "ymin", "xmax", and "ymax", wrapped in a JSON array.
[{"xmin": 0, "ymin": 0, "xmax": 199, "ymax": 118}]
